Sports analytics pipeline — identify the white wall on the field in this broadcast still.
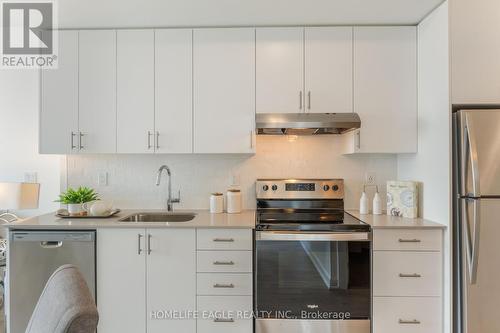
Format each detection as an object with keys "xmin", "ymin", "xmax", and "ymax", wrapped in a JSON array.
[
  {"xmin": 397, "ymin": 2, "xmax": 450, "ymax": 332},
  {"xmin": 0, "ymin": 71, "xmax": 62, "ymax": 217},
  {"xmin": 450, "ymin": 0, "xmax": 500, "ymax": 104},
  {"xmin": 66, "ymin": 136, "xmax": 397, "ymax": 210}
]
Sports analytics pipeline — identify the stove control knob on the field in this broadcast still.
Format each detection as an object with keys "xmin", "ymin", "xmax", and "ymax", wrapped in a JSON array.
[
  {"xmin": 271, "ymin": 184, "xmax": 278, "ymax": 191},
  {"xmin": 323, "ymin": 185, "xmax": 330, "ymax": 191},
  {"xmin": 262, "ymin": 185, "xmax": 269, "ymax": 191},
  {"xmin": 332, "ymin": 185, "xmax": 339, "ymax": 191}
]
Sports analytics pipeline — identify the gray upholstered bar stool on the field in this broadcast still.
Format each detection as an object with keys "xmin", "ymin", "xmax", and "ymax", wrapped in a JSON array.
[{"xmin": 25, "ymin": 264, "xmax": 98, "ymax": 333}]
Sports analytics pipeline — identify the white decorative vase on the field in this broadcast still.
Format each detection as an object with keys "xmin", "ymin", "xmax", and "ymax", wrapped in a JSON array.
[{"xmin": 67, "ymin": 203, "xmax": 83, "ymax": 216}]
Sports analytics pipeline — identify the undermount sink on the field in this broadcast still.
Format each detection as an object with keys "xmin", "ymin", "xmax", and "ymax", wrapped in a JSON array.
[{"xmin": 118, "ymin": 212, "xmax": 196, "ymax": 223}]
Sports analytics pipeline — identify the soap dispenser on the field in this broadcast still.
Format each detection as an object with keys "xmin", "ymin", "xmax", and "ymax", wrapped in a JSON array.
[
  {"xmin": 372, "ymin": 186, "xmax": 382, "ymax": 215},
  {"xmin": 359, "ymin": 190, "xmax": 369, "ymax": 215}
]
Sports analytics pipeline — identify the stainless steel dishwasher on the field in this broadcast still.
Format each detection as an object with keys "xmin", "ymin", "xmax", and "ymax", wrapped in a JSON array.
[{"xmin": 7, "ymin": 230, "xmax": 95, "ymax": 333}]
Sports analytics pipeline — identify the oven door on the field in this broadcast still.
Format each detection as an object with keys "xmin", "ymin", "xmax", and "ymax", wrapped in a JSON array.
[{"xmin": 255, "ymin": 231, "xmax": 371, "ymax": 333}]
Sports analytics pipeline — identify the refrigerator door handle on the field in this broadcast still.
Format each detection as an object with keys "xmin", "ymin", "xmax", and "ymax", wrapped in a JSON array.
[
  {"xmin": 463, "ymin": 198, "xmax": 481, "ymax": 284},
  {"xmin": 464, "ymin": 114, "xmax": 481, "ymax": 197}
]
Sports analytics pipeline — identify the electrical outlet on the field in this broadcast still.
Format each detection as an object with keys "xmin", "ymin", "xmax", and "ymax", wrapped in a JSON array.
[
  {"xmin": 231, "ymin": 174, "xmax": 241, "ymax": 186},
  {"xmin": 24, "ymin": 172, "xmax": 37, "ymax": 183},
  {"xmin": 98, "ymin": 172, "xmax": 108, "ymax": 186},
  {"xmin": 365, "ymin": 172, "xmax": 376, "ymax": 185}
]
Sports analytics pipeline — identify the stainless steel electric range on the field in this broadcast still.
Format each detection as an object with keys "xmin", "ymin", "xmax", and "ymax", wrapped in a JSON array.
[{"xmin": 254, "ymin": 179, "xmax": 371, "ymax": 333}]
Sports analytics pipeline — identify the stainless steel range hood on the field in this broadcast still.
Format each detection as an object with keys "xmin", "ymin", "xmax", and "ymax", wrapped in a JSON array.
[{"xmin": 256, "ymin": 113, "xmax": 361, "ymax": 135}]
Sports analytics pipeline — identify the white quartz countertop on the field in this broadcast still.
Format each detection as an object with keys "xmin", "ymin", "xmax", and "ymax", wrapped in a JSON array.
[
  {"xmin": 347, "ymin": 210, "xmax": 446, "ymax": 229},
  {"xmin": 6, "ymin": 209, "xmax": 256, "ymax": 230}
]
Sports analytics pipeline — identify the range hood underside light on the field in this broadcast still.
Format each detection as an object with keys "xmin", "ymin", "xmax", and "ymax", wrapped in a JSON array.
[{"xmin": 256, "ymin": 113, "xmax": 361, "ymax": 135}]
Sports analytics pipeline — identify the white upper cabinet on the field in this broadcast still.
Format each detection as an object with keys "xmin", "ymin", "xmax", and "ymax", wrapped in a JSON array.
[
  {"xmin": 304, "ymin": 27, "xmax": 353, "ymax": 113},
  {"xmin": 155, "ymin": 29, "xmax": 193, "ymax": 153},
  {"xmin": 256, "ymin": 28, "xmax": 304, "ymax": 114},
  {"xmin": 40, "ymin": 30, "xmax": 79, "ymax": 154},
  {"xmin": 193, "ymin": 28, "xmax": 256, "ymax": 154},
  {"xmin": 345, "ymin": 26, "xmax": 417, "ymax": 154},
  {"xmin": 39, "ymin": 26, "xmax": 417, "ymax": 155},
  {"xmin": 79, "ymin": 30, "xmax": 117, "ymax": 153},
  {"xmin": 117, "ymin": 30, "xmax": 154, "ymax": 153}
]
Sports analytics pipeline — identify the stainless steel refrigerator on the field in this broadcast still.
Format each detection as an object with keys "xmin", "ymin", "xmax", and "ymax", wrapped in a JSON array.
[{"xmin": 453, "ymin": 108, "xmax": 500, "ymax": 333}]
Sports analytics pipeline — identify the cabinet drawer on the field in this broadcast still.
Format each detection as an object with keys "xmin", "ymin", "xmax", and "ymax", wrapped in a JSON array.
[
  {"xmin": 197, "ymin": 229, "xmax": 253, "ymax": 250},
  {"xmin": 197, "ymin": 273, "xmax": 252, "ymax": 296},
  {"xmin": 197, "ymin": 251, "xmax": 252, "ymax": 273},
  {"xmin": 197, "ymin": 296, "xmax": 252, "ymax": 333},
  {"xmin": 373, "ymin": 251, "xmax": 441, "ymax": 296},
  {"xmin": 373, "ymin": 297, "xmax": 442, "ymax": 333},
  {"xmin": 373, "ymin": 229, "xmax": 442, "ymax": 251}
]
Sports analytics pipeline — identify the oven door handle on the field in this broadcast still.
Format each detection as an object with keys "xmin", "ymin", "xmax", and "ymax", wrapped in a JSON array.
[{"xmin": 256, "ymin": 231, "xmax": 370, "ymax": 242}]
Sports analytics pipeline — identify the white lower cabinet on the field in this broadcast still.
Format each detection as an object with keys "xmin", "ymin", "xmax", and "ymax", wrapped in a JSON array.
[
  {"xmin": 97, "ymin": 228, "xmax": 253, "ymax": 333},
  {"xmin": 197, "ymin": 273, "xmax": 253, "ymax": 296},
  {"xmin": 372, "ymin": 228, "xmax": 443, "ymax": 333},
  {"xmin": 97, "ymin": 228, "xmax": 196, "ymax": 333},
  {"xmin": 373, "ymin": 251, "xmax": 442, "ymax": 297},
  {"xmin": 97, "ymin": 229, "xmax": 146, "ymax": 333},
  {"xmin": 197, "ymin": 296, "xmax": 253, "ymax": 333},
  {"xmin": 373, "ymin": 297, "xmax": 442, "ymax": 333},
  {"xmin": 196, "ymin": 229, "xmax": 253, "ymax": 333},
  {"xmin": 146, "ymin": 229, "xmax": 196, "ymax": 333}
]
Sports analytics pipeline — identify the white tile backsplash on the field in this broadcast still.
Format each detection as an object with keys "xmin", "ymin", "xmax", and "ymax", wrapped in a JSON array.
[{"xmin": 66, "ymin": 135, "xmax": 397, "ymax": 210}]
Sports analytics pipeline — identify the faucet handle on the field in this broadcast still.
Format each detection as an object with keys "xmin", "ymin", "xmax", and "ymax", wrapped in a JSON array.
[{"xmin": 172, "ymin": 190, "xmax": 181, "ymax": 203}]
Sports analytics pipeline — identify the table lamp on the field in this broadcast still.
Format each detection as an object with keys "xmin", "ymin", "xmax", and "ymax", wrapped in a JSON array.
[{"xmin": 0, "ymin": 182, "xmax": 40, "ymax": 223}]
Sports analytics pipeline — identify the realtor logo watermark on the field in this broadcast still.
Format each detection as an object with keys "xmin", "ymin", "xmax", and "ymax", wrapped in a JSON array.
[{"xmin": 1, "ymin": 0, "xmax": 58, "ymax": 68}]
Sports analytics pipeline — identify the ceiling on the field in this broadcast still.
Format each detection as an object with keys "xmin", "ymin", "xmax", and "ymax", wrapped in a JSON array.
[{"xmin": 58, "ymin": 0, "xmax": 446, "ymax": 29}]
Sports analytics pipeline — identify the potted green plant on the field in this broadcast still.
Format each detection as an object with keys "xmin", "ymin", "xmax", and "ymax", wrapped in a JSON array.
[{"xmin": 56, "ymin": 187, "xmax": 99, "ymax": 216}]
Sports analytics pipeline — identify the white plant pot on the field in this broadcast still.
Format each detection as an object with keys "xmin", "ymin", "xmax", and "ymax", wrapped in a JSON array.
[{"xmin": 67, "ymin": 203, "xmax": 83, "ymax": 216}]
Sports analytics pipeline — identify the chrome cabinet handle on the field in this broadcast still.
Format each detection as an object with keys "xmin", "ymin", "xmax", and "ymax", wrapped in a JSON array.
[
  {"xmin": 299, "ymin": 91, "xmax": 303, "ymax": 110},
  {"xmin": 398, "ymin": 238, "xmax": 421, "ymax": 243},
  {"xmin": 307, "ymin": 91, "xmax": 311, "ymax": 110},
  {"xmin": 213, "ymin": 283, "xmax": 234, "ymax": 288},
  {"xmin": 138, "ymin": 234, "xmax": 143, "ymax": 255},
  {"xmin": 355, "ymin": 130, "xmax": 361, "ymax": 150},
  {"xmin": 399, "ymin": 319, "xmax": 421, "ymax": 325},
  {"xmin": 71, "ymin": 132, "xmax": 77, "ymax": 150},
  {"xmin": 79, "ymin": 132, "xmax": 84, "ymax": 149},
  {"xmin": 213, "ymin": 261, "xmax": 235, "ymax": 266},
  {"xmin": 155, "ymin": 131, "xmax": 160, "ymax": 149},
  {"xmin": 147, "ymin": 131, "xmax": 153, "ymax": 149},
  {"xmin": 399, "ymin": 273, "xmax": 422, "ymax": 278},
  {"xmin": 214, "ymin": 318, "xmax": 234, "ymax": 323},
  {"xmin": 213, "ymin": 238, "xmax": 234, "ymax": 242},
  {"xmin": 147, "ymin": 234, "xmax": 152, "ymax": 255},
  {"xmin": 250, "ymin": 130, "xmax": 254, "ymax": 149}
]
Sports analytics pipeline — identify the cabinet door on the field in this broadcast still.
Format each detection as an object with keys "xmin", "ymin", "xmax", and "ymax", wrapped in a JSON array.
[
  {"xmin": 256, "ymin": 28, "xmax": 304, "ymax": 114},
  {"xmin": 97, "ymin": 229, "xmax": 146, "ymax": 333},
  {"xmin": 305, "ymin": 27, "xmax": 353, "ymax": 113},
  {"xmin": 79, "ymin": 30, "xmax": 117, "ymax": 153},
  {"xmin": 351, "ymin": 27, "xmax": 417, "ymax": 153},
  {"xmin": 147, "ymin": 229, "xmax": 196, "ymax": 333},
  {"xmin": 155, "ymin": 29, "xmax": 193, "ymax": 153},
  {"xmin": 193, "ymin": 28, "xmax": 255, "ymax": 153},
  {"xmin": 117, "ymin": 30, "xmax": 154, "ymax": 153},
  {"xmin": 40, "ymin": 30, "xmax": 78, "ymax": 154}
]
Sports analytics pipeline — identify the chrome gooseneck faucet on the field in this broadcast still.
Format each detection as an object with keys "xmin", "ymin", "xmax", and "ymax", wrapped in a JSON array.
[{"xmin": 156, "ymin": 165, "xmax": 180, "ymax": 211}]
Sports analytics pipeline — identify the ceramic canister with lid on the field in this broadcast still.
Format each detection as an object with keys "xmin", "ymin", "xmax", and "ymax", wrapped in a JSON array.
[
  {"xmin": 210, "ymin": 193, "xmax": 224, "ymax": 213},
  {"xmin": 226, "ymin": 189, "xmax": 242, "ymax": 213}
]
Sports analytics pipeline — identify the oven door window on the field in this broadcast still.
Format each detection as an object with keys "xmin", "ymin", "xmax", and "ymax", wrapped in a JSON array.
[{"xmin": 256, "ymin": 239, "xmax": 371, "ymax": 320}]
